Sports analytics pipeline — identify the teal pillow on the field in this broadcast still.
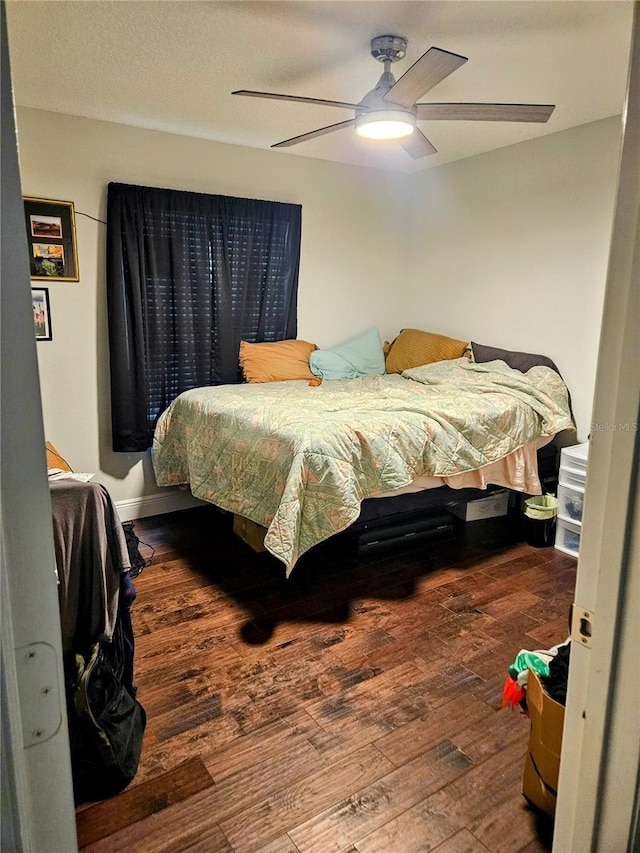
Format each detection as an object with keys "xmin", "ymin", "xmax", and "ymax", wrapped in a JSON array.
[{"xmin": 309, "ymin": 328, "xmax": 385, "ymax": 380}]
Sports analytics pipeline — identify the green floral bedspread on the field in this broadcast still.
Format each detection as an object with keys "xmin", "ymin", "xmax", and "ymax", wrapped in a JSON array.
[{"xmin": 152, "ymin": 358, "xmax": 573, "ymax": 573}]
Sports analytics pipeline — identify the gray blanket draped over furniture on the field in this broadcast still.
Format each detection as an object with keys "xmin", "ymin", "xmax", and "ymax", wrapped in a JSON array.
[{"xmin": 50, "ymin": 479, "xmax": 131, "ymax": 651}]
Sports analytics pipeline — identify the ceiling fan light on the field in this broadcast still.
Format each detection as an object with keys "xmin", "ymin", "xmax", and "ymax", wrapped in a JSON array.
[{"xmin": 355, "ymin": 110, "xmax": 416, "ymax": 140}]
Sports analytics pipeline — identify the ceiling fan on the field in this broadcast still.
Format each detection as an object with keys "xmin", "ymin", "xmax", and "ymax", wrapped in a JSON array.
[{"xmin": 233, "ymin": 35, "xmax": 555, "ymax": 158}]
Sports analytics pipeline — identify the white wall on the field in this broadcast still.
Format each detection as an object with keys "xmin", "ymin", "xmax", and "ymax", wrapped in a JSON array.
[
  {"xmin": 15, "ymin": 108, "xmax": 411, "ymax": 512},
  {"xmin": 15, "ymin": 109, "xmax": 622, "ymax": 513},
  {"xmin": 405, "ymin": 116, "xmax": 622, "ymax": 439}
]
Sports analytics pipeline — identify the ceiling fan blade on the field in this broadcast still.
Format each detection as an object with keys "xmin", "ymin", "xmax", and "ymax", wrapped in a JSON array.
[
  {"xmin": 401, "ymin": 129, "xmax": 437, "ymax": 159},
  {"xmin": 233, "ymin": 90, "xmax": 359, "ymax": 110},
  {"xmin": 384, "ymin": 47, "xmax": 468, "ymax": 109},
  {"xmin": 416, "ymin": 103, "xmax": 555, "ymax": 123},
  {"xmin": 272, "ymin": 119, "xmax": 355, "ymax": 148}
]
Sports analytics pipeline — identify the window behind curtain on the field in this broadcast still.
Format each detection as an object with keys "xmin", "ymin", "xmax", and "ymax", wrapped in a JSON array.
[{"xmin": 106, "ymin": 183, "xmax": 302, "ymax": 452}]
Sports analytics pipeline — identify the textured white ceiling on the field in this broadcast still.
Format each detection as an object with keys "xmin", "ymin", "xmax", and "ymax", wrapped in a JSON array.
[{"xmin": 6, "ymin": 0, "xmax": 634, "ymax": 173}]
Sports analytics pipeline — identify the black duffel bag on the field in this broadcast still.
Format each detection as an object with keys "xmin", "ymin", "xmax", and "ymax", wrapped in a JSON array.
[{"xmin": 67, "ymin": 638, "xmax": 146, "ymax": 802}]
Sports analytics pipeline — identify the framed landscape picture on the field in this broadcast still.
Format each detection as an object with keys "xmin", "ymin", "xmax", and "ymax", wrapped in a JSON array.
[
  {"xmin": 32, "ymin": 288, "xmax": 53, "ymax": 341},
  {"xmin": 24, "ymin": 197, "xmax": 79, "ymax": 281}
]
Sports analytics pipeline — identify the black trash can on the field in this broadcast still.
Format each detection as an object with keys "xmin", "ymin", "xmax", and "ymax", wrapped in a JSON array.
[{"xmin": 523, "ymin": 495, "xmax": 558, "ymax": 548}]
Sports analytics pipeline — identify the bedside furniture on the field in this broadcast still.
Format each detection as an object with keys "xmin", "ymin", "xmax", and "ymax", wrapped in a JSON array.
[
  {"xmin": 50, "ymin": 479, "xmax": 131, "ymax": 652},
  {"xmin": 555, "ymin": 443, "xmax": 589, "ymax": 557}
]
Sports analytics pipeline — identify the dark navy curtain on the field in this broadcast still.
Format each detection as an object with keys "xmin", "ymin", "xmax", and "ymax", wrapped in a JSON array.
[{"xmin": 106, "ymin": 182, "xmax": 301, "ymax": 451}]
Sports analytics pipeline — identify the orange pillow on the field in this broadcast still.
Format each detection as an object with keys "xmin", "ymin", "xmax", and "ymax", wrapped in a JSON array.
[
  {"xmin": 385, "ymin": 328, "xmax": 469, "ymax": 374},
  {"xmin": 46, "ymin": 441, "xmax": 73, "ymax": 472},
  {"xmin": 239, "ymin": 339, "xmax": 317, "ymax": 383}
]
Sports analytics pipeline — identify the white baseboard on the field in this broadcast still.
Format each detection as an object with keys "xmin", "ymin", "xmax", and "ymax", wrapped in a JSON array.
[{"xmin": 115, "ymin": 490, "xmax": 206, "ymax": 521}]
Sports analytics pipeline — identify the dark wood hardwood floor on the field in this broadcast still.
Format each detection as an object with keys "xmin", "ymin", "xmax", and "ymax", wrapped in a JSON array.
[{"xmin": 76, "ymin": 505, "xmax": 576, "ymax": 852}]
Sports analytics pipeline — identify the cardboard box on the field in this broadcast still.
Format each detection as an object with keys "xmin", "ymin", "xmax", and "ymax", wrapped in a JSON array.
[
  {"xmin": 233, "ymin": 513, "xmax": 267, "ymax": 552},
  {"xmin": 522, "ymin": 669, "xmax": 565, "ymax": 818},
  {"xmin": 449, "ymin": 488, "xmax": 509, "ymax": 522}
]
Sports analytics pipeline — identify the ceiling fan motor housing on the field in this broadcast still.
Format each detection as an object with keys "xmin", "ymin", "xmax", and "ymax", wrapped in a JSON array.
[
  {"xmin": 356, "ymin": 67, "xmax": 417, "ymax": 119},
  {"xmin": 357, "ymin": 37, "xmax": 415, "ymax": 139}
]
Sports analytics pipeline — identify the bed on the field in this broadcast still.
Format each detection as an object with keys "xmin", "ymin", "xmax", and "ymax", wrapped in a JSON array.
[{"xmin": 152, "ymin": 357, "xmax": 574, "ymax": 574}]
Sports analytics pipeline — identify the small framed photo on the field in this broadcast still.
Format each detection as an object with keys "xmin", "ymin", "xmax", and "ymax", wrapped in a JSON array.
[
  {"xmin": 32, "ymin": 288, "xmax": 53, "ymax": 341},
  {"xmin": 23, "ymin": 197, "xmax": 79, "ymax": 281}
]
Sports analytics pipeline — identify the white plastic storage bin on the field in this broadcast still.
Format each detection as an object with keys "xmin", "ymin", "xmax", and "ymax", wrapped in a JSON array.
[
  {"xmin": 557, "ymin": 483, "xmax": 585, "ymax": 524},
  {"xmin": 560, "ymin": 443, "xmax": 589, "ymax": 478},
  {"xmin": 559, "ymin": 466, "xmax": 588, "ymax": 490},
  {"xmin": 555, "ymin": 518, "xmax": 581, "ymax": 558},
  {"xmin": 556, "ymin": 443, "xmax": 588, "ymax": 557}
]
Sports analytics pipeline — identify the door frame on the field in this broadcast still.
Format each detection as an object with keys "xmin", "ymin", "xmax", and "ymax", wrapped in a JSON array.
[{"xmin": 554, "ymin": 5, "xmax": 640, "ymax": 851}]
